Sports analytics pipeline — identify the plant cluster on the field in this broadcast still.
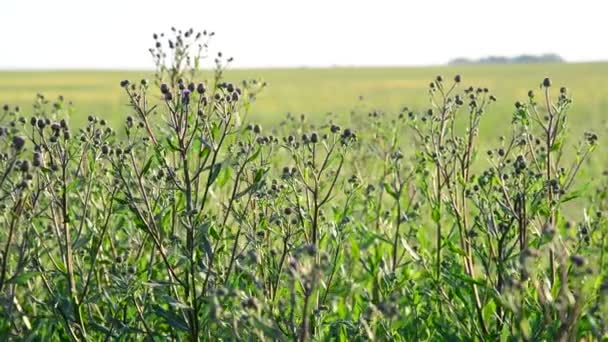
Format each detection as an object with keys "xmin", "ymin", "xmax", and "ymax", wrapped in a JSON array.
[{"xmin": 0, "ymin": 29, "xmax": 606, "ymax": 341}]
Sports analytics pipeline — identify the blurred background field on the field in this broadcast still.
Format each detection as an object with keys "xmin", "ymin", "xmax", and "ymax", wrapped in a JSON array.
[
  {"xmin": 2, "ymin": 63, "xmax": 607, "ymax": 128},
  {"xmin": 1, "ymin": 63, "xmax": 607, "ymax": 171}
]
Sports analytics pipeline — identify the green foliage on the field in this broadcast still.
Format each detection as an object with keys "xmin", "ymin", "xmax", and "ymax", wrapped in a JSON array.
[{"xmin": 0, "ymin": 29, "xmax": 606, "ymax": 341}]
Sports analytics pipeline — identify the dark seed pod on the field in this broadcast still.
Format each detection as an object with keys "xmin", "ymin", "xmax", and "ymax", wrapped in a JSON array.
[
  {"xmin": 120, "ymin": 80, "xmax": 130, "ymax": 88},
  {"xmin": 570, "ymin": 255, "xmax": 585, "ymax": 267},
  {"xmin": 196, "ymin": 83, "xmax": 206, "ymax": 94},
  {"xmin": 12, "ymin": 136, "xmax": 26, "ymax": 151},
  {"xmin": 182, "ymin": 90, "xmax": 191, "ymax": 105},
  {"xmin": 20, "ymin": 160, "xmax": 30, "ymax": 172},
  {"xmin": 160, "ymin": 83, "xmax": 170, "ymax": 94},
  {"xmin": 542, "ymin": 77, "xmax": 551, "ymax": 88}
]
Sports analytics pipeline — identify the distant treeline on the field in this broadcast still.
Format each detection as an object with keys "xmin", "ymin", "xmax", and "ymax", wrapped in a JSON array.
[{"xmin": 448, "ymin": 53, "xmax": 565, "ymax": 65}]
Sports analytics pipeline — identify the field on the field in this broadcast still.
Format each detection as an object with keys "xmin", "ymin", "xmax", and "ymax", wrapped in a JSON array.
[
  {"xmin": 2, "ymin": 63, "xmax": 607, "ymax": 130},
  {"xmin": 2, "ymin": 62, "xmax": 607, "ymax": 178},
  {"xmin": 1, "ymin": 54, "xmax": 608, "ymax": 340}
]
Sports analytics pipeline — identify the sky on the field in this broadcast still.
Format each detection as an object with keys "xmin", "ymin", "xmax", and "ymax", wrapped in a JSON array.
[{"xmin": 1, "ymin": 0, "xmax": 607, "ymax": 69}]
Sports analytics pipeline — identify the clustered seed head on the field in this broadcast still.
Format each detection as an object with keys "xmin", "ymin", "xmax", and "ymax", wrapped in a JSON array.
[
  {"xmin": 454, "ymin": 95, "xmax": 464, "ymax": 106},
  {"xmin": 454, "ymin": 75, "xmax": 462, "ymax": 83},
  {"xmin": 543, "ymin": 77, "xmax": 552, "ymax": 88},
  {"xmin": 584, "ymin": 131, "xmax": 598, "ymax": 145},
  {"xmin": 120, "ymin": 80, "xmax": 130, "ymax": 88}
]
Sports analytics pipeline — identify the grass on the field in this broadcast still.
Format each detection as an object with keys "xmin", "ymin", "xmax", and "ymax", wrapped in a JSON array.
[
  {"xmin": 1, "ymin": 30, "xmax": 607, "ymax": 340},
  {"xmin": 2, "ymin": 63, "xmax": 606, "ymax": 180},
  {"xmin": 2, "ymin": 62, "xmax": 607, "ymax": 131}
]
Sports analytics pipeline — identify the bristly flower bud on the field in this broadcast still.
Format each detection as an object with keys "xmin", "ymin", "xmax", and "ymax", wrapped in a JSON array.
[
  {"xmin": 12, "ymin": 136, "xmax": 26, "ymax": 151},
  {"xmin": 570, "ymin": 255, "xmax": 585, "ymax": 267},
  {"xmin": 160, "ymin": 84, "xmax": 170, "ymax": 94},
  {"xmin": 120, "ymin": 80, "xmax": 130, "ymax": 88},
  {"xmin": 182, "ymin": 90, "xmax": 191, "ymax": 105},
  {"xmin": 196, "ymin": 83, "xmax": 206, "ymax": 94},
  {"xmin": 542, "ymin": 77, "xmax": 551, "ymax": 88},
  {"xmin": 454, "ymin": 75, "xmax": 461, "ymax": 83}
]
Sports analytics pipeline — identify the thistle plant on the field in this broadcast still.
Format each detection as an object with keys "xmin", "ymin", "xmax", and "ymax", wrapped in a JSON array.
[{"xmin": 0, "ymin": 29, "xmax": 606, "ymax": 341}]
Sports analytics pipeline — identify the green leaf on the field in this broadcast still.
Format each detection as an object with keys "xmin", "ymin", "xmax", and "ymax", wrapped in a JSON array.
[
  {"xmin": 7, "ymin": 272, "xmax": 40, "ymax": 285},
  {"xmin": 400, "ymin": 237, "xmax": 420, "ymax": 261},
  {"xmin": 383, "ymin": 183, "xmax": 399, "ymax": 201},
  {"xmin": 153, "ymin": 305, "xmax": 189, "ymax": 331},
  {"xmin": 165, "ymin": 137, "xmax": 180, "ymax": 152},
  {"xmin": 208, "ymin": 225, "xmax": 220, "ymax": 240},
  {"xmin": 140, "ymin": 155, "xmax": 154, "ymax": 176},
  {"xmin": 143, "ymin": 281, "xmax": 180, "ymax": 288},
  {"xmin": 208, "ymin": 163, "xmax": 222, "ymax": 186},
  {"xmin": 217, "ymin": 164, "xmax": 232, "ymax": 188},
  {"xmin": 431, "ymin": 207, "xmax": 441, "ymax": 223},
  {"xmin": 162, "ymin": 295, "xmax": 191, "ymax": 310}
]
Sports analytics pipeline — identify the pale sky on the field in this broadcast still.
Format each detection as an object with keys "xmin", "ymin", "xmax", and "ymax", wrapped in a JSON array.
[{"xmin": 1, "ymin": 0, "xmax": 607, "ymax": 69}]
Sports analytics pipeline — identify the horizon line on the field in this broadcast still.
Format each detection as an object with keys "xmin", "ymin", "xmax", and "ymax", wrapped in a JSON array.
[{"xmin": 0, "ymin": 59, "xmax": 607, "ymax": 72}]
